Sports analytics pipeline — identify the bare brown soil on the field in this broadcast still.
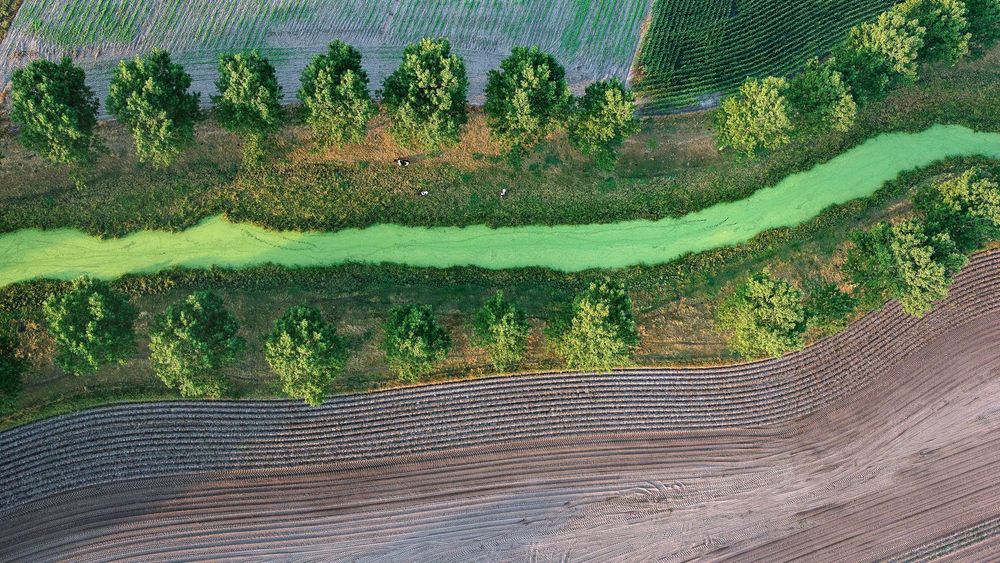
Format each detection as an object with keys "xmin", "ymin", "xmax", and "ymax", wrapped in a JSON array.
[{"xmin": 1, "ymin": 251, "xmax": 998, "ymax": 561}]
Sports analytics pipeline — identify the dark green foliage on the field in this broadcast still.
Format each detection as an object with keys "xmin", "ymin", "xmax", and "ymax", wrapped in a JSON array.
[
  {"xmin": 381, "ymin": 38, "xmax": 469, "ymax": 149},
  {"xmin": 786, "ymin": 58, "xmax": 857, "ymax": 134},
  {"xmin": 297, "ymin": 40, "xmax": 376, "ymax": 147},
  {"xmin": 484, "ymin": 46, "xmax": 571, "ymax": 149},
  {"xmin": 914, "ymin": 168, "xmax": 1000, "ymax": 251},
  {"xmin": 149, "ymin": 291, "xmax": 244, "ymax": 398},
  {"xmin": 107, "ymin": 49, "xmax": 202, "ymax": 168},
  {"xmin": 834, "ymin": 11, "xmax": 926, "ymax": 103},
  {"xmin": 10, "ymin": 57, "xmax": 99, "ymax": 165},
  {"xmin": 382, "ymin": 304, "xmax": 451, "ymax": 381},
  {"xmin": 265, "ymin": 305, "xmax": 346, "ymax": 406},
  {"xmin": 472, "ymin": 291, "xmax": 530, "ymax": 372},
  {"xmin": 714, "ymin": 76, "xmax": 792, "ymax": 156},
  {"xmin": 965, "ymin": 0, "xmax": 1000, "ymax": 50},
  {"xmin": 554, "ymin": 278, "xmax": 638, "ymax": 371},
  {"xmin": 0, "ymin": 329, "xmax": 25, "ymax": 411},
  {"xmin": 832, "ymin": 43, "xmax": 901, "ymax": 104},
  {"xmin": 212, "ymin": 51, "xmax": 283, "ymax": 160},
  {"xmin": 716, "ymin": 269, "xmax": 806, "ymax": 358},
  {"xmin": 43, "ymin": 276, "xmax": 136, "ymax": 375},
  {"xmin": 842, "ymin": 219, "xmax": 967, "ymax": 316},
  {"xmin": 804, "ymin": 280, "xmax": 858, "ymax": 334},
  {"xmin": 842, "ymin": 222, "xmax": 901, "ymax": 309},
  {"xmin": 894, "ymin": 0, "xmax": 971, "ymax": 62},
  {"xmin": 567, "ymin": 79, "xmax": 640, "ymax": 168}
]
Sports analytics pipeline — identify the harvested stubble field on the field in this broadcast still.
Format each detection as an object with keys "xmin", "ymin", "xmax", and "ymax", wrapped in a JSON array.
[
  {"xmin": 1, "ymin": 250, "xmax": 999, "ymax": 560},
  {"xmin": 634, "ymin": 0, "xmax": 895, "ymax": 111},
  {"xmin": 0, "ymin": 0, "xmax": 653, "ymax": 108}
]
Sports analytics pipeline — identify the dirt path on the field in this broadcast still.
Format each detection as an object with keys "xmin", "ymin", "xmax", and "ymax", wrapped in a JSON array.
[{"xmin": 1, "ymin": 252, "xmax": 998, "ymax": 561}]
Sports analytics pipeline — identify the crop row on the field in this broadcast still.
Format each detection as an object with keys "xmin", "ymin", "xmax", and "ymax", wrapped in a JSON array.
[
  {"xmin": 634, "ymin": 0, "xmax": 894, "ymax": 112},
  {"xmin": 883, "ymin": 515, "xmax": 1000, "ymax": 562},
  {"xmin": 0, "ymin": 250, "xmax": 997, "ymax": 512}
]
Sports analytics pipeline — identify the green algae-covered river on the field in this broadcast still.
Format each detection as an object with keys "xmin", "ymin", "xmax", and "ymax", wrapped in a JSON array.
[{"xmin": 2, "ymin": 125, "xmax": 1000, "ymax": 287}]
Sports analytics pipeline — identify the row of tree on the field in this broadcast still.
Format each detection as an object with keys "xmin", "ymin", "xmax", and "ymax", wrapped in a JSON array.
[
  {"xmin": 0, "ymin": 278, "xmax": 643, "ymax": 408},
  {"xmin": 717, "ymin": 166, "xmax": 1000, "ymax": 357},
  {"xmin": 8, "ymin": 39, "xmax": 640, "ymax": 169},
  {"xmin": 715, "ymin": 0, "xmax": 1000, "ymax": 155}
]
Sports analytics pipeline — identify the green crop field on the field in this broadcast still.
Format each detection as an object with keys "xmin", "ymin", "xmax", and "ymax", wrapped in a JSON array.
[
  {"xmin": 0, "ymin": 0, "xmax": 652, "ymax": 108},
  {"xmin": 634, "ymin": 0, "xmax": 896, "ymax": 112}
]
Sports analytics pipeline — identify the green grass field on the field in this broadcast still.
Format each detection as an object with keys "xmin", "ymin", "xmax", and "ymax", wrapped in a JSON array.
[{"xmin": 634, "ymin": 0, "xmax": 896, "ymax": 112}]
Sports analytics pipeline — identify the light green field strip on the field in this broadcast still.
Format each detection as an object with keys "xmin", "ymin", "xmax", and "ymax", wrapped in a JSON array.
[{"xmin": 2, "ymin": 124, "xmax": 1000, "ymax": 286}]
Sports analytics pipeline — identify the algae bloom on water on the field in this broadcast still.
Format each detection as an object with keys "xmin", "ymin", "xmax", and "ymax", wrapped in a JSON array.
[{"xmin": 2, "ymin": 125, "xmax": 1000, "ymax": 287}]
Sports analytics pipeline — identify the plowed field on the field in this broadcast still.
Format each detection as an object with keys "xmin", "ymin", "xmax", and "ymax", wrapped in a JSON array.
[{"xmin": 1, "ymin": 250, "xmax": 998, "ymax": 560}]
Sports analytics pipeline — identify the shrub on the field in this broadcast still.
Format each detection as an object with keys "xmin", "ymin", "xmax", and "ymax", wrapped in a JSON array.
[
  {"xmin": 10, "ymin": 58, "xmax": 99, "ymax": 165},
  {"xmin": 842, "ymin": 219, "xmax": 967, "ymax": 316},
  {"xmin": 265, "ymin": 306, "xmax": 346, "ymax": 406},
  {"xmin": 914, "ymin": 168, "xmax": 1000, "ymax": 251},
  {"xmin": 0, "ymin": 329, "xmax": 25, "ymax": 411},
  {"xmin": 804, "ymin": 280, "xmax": 858, "ymax": 334},
  {"xmin": 382, "ymin": 304, "xmax": 451, "ymax": 382},
  {"xmin": 567, "ymin": 79, "xmax": 640, "ymax": 168},
  {"xmin": 554, "ymin": 278, "xmax": 639, "ymax": 371},
  {"xmin": 107, "ymin": 49, "xmax": 202, "ymax": 168},
  {"xmin": 43, "ymin": 277, "xmax": 136, "ymax": 375},
  {"xmin": 149, "ymin": 291, "xmax": 244, "ymax": 398},
  {"xmin": 484, "ymin": 46, "xmax": 571, "ymax": 149},
  {"xmin": 381, "ymin": 38, "xmax": 469, "ymax": 149},
  {"xmin": 894, "ymin": 0, "xmax": 971, "ymax": 62},
  {"xmin": 212, "ymin": 51, "xmax": 283, "ymax": 161},
  {"xmin": 716, "ymin": 269, "xmax": 806, "ymax": 358},
  {"xmin": 714, "ymin": 76, "xmax": 792, "ymax": 156},
  {"xmin": 298, "ymin": 40, "xmax": 376, "ymax": 147},
  {"xmin": 472, "ymin": 291, "xmax": 530, "ymax": 372},
  {"xmin": 786, "ymin": 58, "xmax": 857, "ymax": 134}
]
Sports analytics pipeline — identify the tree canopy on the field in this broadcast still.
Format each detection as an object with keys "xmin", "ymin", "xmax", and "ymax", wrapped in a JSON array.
[
  {"xmin": 0, "ymin": 329, "xmax": 25, "ymax": 411},
  {"xmin": 382, "ymin": 304, "xmax": 451, "ymax": 381},
  {"xmin": 149, "ymin": 291, "xmax": 244, "ymax": 398},
  {"xmin": 714, "ymin": 76, "xmax": 792, "ymax": 156},
  {"xmin": 212, "ymin": 50, "xmax": 283, "ymax": 160},
  {"xmin": 964, "ymin": 0, "xmax": 1000, "ymax": 50},
  {"xmin": 834, "ymin": 11, "xmax": 926, "ymax": 102},
  {"xmin": 10, "ymin": 58, "xmax": 99, "ymax": 165},
  {"xmin": 786, "ymin": 58, "xmax": 857, "ymax": 134},
  {"xmin": 381, "ymin": 38, "xmax": 469, "ymax": 149},
  {"xmin": 265, "ymin": 306, "xmax": 346, "ymax": 406},
  {"xmin": 553, "ymin": 278, "xmax": 639, "ymax": 371},
  {"xmin": 567, "ymin": 79, "xmax": 640, "ymax": 168},
  {"xmin": 484, "ymin": 46, "xmax": 571, "ymax": 149},
  {"xmin": 107, "ymin": 49, "xmax": 202, "ymax": 168},
  {"xmin": 842, "ymin": 219, "xmax": 967, "ymax": 316},
  {"xmin": 43, "ymin": 277, "xmax": 136, "ymax": 375},
  {"xmin": 894, "ymin": 0, "xmax": 971, "ymax": 62},
  {"xmin": 716, "ymin": 269, "xmax": 806, "ymax": 358},
  {"xmin": 914, "ymin": 168, "xmax": 1000, "ymax": 252},
  {"xmin": 298, "ymin": 40, "xmax": 376, "ymax": 147},
  {"xmin": 472, "ymin": 291, "xmax": 531, "ymax": 372}
]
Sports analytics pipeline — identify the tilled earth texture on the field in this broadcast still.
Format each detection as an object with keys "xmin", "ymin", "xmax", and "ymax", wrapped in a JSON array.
[
  {"xmin": 0, "ymin": 0, "xmax": 653, "ymax": 111},
  {"xmin": 1, "ymin": 250, "xmax": 999, "ymax": 561}
]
